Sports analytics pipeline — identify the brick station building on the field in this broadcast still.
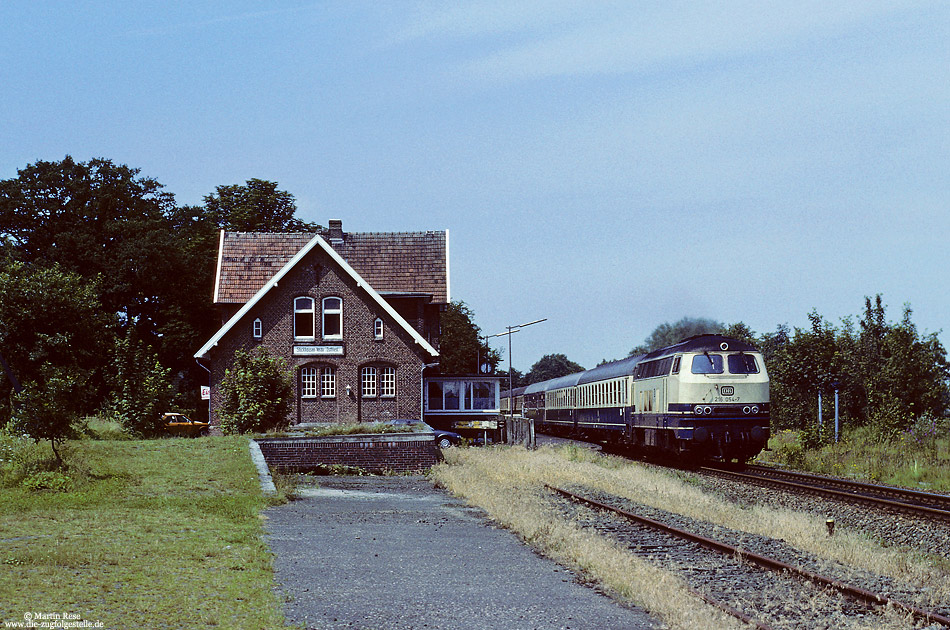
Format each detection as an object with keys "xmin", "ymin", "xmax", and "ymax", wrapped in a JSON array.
[{"xmin": 194, "ymin": 220, "xmax": 447, "ymax": 427}]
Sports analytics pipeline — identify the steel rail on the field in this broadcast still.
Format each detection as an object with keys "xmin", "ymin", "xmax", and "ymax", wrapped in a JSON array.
[
  {"xmin": 546, "ymin": 484, "xmax": 950, "ymax": 628},
  {"xmin": 700, "ymin": 466, "xmax": 950, "ymax": 521},
  {"xmin": 744, "ymin": 464, "xmax": 950, "ymax": 507},
  {"xmin": 685, "ymin": 585, "xmax": 775, "ymax": 630}
]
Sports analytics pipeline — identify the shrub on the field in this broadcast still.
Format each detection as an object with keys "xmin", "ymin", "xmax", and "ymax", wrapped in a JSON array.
[
  {"xmin": 8, "ymin": 367, "xmax": 85, "ymax": 463},
  {"xmin": 109, "ymin": 332, "xmax": 174, "ymax": 437},
  {"xmin": 22, "ymin": 471, "xmax": 72, "ymax": 492},
  {"xmin": 869, "ymin": 395, "xmax": 914, "ymax": 442},
  {"xmin": 219, "ymin": 348, "xmax": 294, "ymax": 434}
]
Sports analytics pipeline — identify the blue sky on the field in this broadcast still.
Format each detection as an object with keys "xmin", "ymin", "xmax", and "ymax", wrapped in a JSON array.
[{"xmin": 2, "ymin": 1, "xmax": 948, "ymax": 371}]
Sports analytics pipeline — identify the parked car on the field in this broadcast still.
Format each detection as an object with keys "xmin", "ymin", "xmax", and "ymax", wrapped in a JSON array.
[
  {"xmin": 389, "ymin": 419, "xmax": 462, "ymax": 449},
  {"xmin": 162, "ymin": 413, "xmax": 209, "ymax": 438}
]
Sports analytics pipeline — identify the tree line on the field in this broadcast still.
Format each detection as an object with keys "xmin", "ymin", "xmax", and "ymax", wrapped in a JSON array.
[
  {"xmin": 0, "ymin": 156, "xmax": 321, "ymax": 452},
  {"xmin": 501, "ymin": 308, "xmax": 949, "ymax": 444},
  {"xmin": 2, "ymin": 156, "xmax": 946, "ymax": 450}
]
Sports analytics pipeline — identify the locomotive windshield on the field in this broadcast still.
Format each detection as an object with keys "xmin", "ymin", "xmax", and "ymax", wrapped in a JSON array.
[
  {"xmin": 727, "ymin": 353, "xmax": 759, "ymax": 374},
  {"xmin": 691, "ymin": 353, "xmax": 760, "ymax": 374},
  {"xmin": 691, "ymin": 353, "xmax": 723, "ymax": 374}
]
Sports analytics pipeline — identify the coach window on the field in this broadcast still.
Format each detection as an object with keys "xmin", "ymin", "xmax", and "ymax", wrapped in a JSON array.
[
  {"xmin": 294, "ymin": 297, "xmax": 315, "ymax": 339},
  {"xmin": 727, "ymin": 353, "xmax": 759, "ymax": 374},
  {"xmin": 322, "ymin": 297, "xmax": 342, "ymax": 340},
  {"xmin": 691, "ymin": 354, "xmax": 724, "ymax": 374}
]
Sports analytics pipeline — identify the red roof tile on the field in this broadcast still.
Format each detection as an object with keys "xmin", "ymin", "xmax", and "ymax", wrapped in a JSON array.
[{"xmin": 215, "ymin": 230, "xmax": 448, "ymax": 304}]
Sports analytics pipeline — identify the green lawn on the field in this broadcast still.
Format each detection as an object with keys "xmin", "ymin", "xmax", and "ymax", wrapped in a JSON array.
[{"xmin": 0, "ymin": 435, "xmax": 292, "ymax": 629}]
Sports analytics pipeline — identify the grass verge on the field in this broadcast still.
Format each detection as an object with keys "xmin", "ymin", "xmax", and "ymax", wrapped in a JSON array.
[
  {"xmin": 431, "ymin": 445, "xmax": 744, "ymax": 630},
  {"xmin": 0, "ymin": 434, "xmax": 292, "ymax": 629},
  {"xmin": 757, "ymin": 424, "xmax": 950, "ymax": 492}
]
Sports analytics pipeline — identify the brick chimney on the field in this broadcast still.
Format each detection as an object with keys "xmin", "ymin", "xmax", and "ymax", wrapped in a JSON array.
[{"xmin": 328, "ymin": 219, "xmax": 344, "ymax": 247}]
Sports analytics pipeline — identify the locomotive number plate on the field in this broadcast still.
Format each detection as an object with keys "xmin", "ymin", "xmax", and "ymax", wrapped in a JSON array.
[{"xmin": 719, "ymin": 386, "xmax": 734, "ymax": 396}]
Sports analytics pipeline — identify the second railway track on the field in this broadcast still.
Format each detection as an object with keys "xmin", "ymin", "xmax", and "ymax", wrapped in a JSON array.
[{"xmin": 699, "ymin": 464, "xmax": 950, "ymax": 521}]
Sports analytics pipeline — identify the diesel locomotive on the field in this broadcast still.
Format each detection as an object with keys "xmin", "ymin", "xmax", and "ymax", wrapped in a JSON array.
[{"xmin": 514, "ymin": 334, "xmax": 770, "ymax": 462}]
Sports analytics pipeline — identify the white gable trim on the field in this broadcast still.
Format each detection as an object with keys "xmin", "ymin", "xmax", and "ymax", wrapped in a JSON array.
[
  {"xmin": 445, "ymin": 229, "xmax": 451, "ymax": 304},
  {"xmin": 195, "ymin": 234, "xmax": 439, "ymax": 360},
  {"xmin": 212, "ymin": 229, "xmax": 225, "ymax": 303}
]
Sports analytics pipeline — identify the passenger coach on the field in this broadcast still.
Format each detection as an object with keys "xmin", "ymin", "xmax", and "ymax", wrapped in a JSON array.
[{"xmin": 523, "ymin": 335, "xmax": 770, "ymax": 462}]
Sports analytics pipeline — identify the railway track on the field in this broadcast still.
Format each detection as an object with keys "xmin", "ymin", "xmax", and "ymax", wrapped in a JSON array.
[
  {"xmin": 700, "ymin": 464, "xmax": 950, "ymax": 521},
  {"xmin": 546, "ymin": 484, "xmax": 950, "ymax": 630}
]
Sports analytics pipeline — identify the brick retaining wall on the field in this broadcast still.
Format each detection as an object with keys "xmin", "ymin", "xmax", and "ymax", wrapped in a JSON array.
[{"xmin": 255, "ymin": 433, "xmax": 442, "ymax": 474}]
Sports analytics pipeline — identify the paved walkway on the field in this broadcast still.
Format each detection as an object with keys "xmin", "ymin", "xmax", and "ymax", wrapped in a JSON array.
[{"xmin": 264, "ymin": 476, "xmax": 657, "ymax": 630}]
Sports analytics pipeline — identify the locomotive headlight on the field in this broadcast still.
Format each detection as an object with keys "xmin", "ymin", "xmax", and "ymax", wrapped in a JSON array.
[
  {"xmin": 742, "ymin": 406, "xmax": 751, "ymax": 414},
  {"xmin": 694, "ymin": 405, "xmax": 704, "ymax": 415},
  {"xmin": 751, "ymin": 405, "xmax": 759, "ymax": 414},
  {"xmin": 703, "ymin": 406, "xmax": 713, "ymax": 415}
]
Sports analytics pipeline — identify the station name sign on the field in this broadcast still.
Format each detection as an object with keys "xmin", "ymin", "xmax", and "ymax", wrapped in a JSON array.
[{"xmin": 293, "ymin": 345, "xmax": 344, "ymax": 357}]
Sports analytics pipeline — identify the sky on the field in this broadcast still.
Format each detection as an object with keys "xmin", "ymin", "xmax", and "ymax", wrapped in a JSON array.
[{"xmin": 2, "ymin": 1, "xmax": 948, "ymax": 372}]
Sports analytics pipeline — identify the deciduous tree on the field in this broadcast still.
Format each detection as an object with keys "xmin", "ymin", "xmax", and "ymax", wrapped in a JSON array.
[
  {"xmin": 202, "ymin": 178, "xmax": 320, "ymax": 232},
  {"xmin": 438, "ymin": 301, "xmax": 500, "ymax": 374},
  {"xmin": 630, "ymin": 317, "xmax": 724, "ymax": 355},
  {"xmin": 524, "ymin": 354, "xmax": 584, "ymax": 385}
]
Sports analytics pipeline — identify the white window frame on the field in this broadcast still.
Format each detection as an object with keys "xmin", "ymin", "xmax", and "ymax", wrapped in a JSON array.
[
  {"xmin": 320, "ymin": 366, "xmax": 336, "ymax": 398},
  {"xmin": 374, "ymin": 318, "xmax": 384, "ymax": 340},
  {"xmin": 294, "ymin": 297, "xmax": 315, "ymax": 340},
  {"xmin": 252, "ymin": 318, "xmax": 262, "ymax": 340},
  {"xmin": 322, "ymin": 297, "xmax": 343, "ymax": 340},
  {"xmin": 361, "ymin": 366, "xmax": 378, "ymax": 398},
  {"xmin": 301, "ymin": 367, "xmax": 318, "ymax": 398},
  {"xmin": 380, "ymin": 367, "xmax": 396, "ymax": 398}
]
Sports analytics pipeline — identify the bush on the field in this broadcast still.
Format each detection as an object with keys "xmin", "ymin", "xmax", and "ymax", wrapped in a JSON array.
[
  {"xmin": 110, "ymin": 332, "xmax": 174, "ymax": 437},
  {"xmin": 869, "ymin": 395, "xmax": 914, "ymax": 442},
  {"xmin": 219, "ymin": 348, "xmax": 294, "ymax": 434},
  {"xmin": 0, "ymin": 430, "xmax": 62, "ymax": 488},
  {"xmin": 22, "ymin": 470, "xmax": 72, "ymax": 492},
  {"xmin": 8, "ymin": 367, "xmax": 85, "ymax": 462}
]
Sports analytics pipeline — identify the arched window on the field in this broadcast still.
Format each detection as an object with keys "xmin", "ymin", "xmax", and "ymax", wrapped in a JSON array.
[
  {"xmin": 253, "ymin": 318, "xmax": 262, "ymax": 340},
  {"xmin": 380, "ymin": 367, "xmax": 396, "ymax": 398},
  {"xmin": 361, "ymin": 366, "xmax": 377, "ymax": 398},
  {"xmin": 294, "ymin": 297, "xmax": 315, "ymax": 339},
  {"xmin": 374, "ymin": 318, "xmax": 384, "ymax": 340},
  {"xmin": 301, "ymin": 365, "xmax": 335, "ymax": 399},
  {"xmin": 322, "ymin": 297, "xmax": 342, "ymax": 340},
  {"xmin": 320, "ymin": 366, "xmax": 336, "ymax": 398},
  {"xmin": 300, "ymin": 367, "xmax": 318, "ymax": 398}
]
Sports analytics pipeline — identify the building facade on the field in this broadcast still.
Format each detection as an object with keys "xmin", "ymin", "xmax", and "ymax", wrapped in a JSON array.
[{"xmin": 195, "ymin": 220, "xmax": 447, "ymax": 427}]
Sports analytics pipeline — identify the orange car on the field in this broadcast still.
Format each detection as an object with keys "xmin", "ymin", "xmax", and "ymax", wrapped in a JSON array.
[{"xmin": 162, "ymin": 413, "xmax": 209, "ymax": 438}]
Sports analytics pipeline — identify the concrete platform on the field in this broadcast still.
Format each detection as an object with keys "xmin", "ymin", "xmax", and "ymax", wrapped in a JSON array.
[{"xmin": 264, "ymin": 476, "xmax": 657, "ymax": 630}]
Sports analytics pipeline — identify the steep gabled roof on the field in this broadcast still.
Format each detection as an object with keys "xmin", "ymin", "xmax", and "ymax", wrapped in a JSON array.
[
  {"xmin": 196, "ymin": 234, "xmax": 439, "ymax": 360},
  {"xmin": 214, "ymin": 230, "xmax": 449, "ymax": 305}
]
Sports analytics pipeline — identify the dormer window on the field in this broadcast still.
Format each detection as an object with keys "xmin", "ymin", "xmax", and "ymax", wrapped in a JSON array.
[
  {"xmin": 322, "ymin": 297, "xmax": 342, "ymax": 340},
  {"xmin": 253, "ymin": 318, "xmax": 263, "ymax": 340},
  {"xmin": 294, "ymin": 297, "xmax": 315, "ymax": 339},
  {"xmin": 374, "ymin": 318, "xmax": 384, "ymax": 340}
]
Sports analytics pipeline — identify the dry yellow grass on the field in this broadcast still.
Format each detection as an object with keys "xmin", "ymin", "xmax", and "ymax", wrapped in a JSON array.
[
  {"xmin": 432, "ymin": 446, "xmax": 744, "ymax": 630},
  {"xmin": 431, "ymin": 444, "xmax": 944, "ymax": 630}
]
